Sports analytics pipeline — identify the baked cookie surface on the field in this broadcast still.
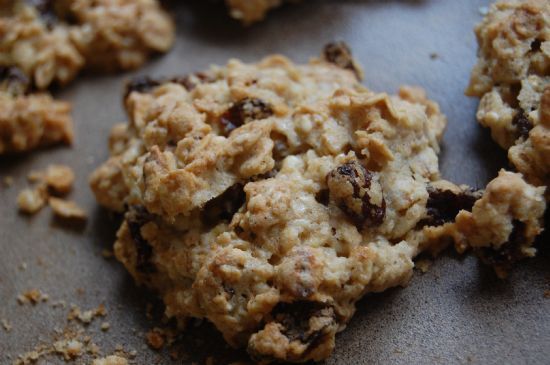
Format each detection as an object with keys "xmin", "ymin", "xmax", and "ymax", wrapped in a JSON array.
[
  {"xmin": 466, "ymin": 0, "xmax": 550, "ymax": 191},
  {"xmin": 90, "ymin": 46, "xmax": 546, "ymax": 362}
]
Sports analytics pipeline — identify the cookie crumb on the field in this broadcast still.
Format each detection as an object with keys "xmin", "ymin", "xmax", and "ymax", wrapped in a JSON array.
[
  {"xmin": 19, "ymin": 261, "xmax": 27, "ymax": 271},
  {"xmin": 1, "ymin": 318, "xmax": 12, "ymax": 332},
  {"xmin": 44, "ymin": 164, "xmax": 75, "ymax": 195},
  {"xmin": 544, "ymin": 290, "xmax": 550, "ymax": 298},
  {"xmin": 17, "ymin": 188, "xmax": 46, "ymax": 214},
  {"xmin": 101, "ymin": 249, "xmax": 114, "ymax": 259},
  {"xmin": 53, "ymin": 339, "xmax": 83, "ymax": 360},
  {"xmin": 17, "ymin": 289, "xmax": 44, "ymax": 305},
  {"xmin": 101, "ymin": 322, "xmax": 110, "ymax": 331},
  {"xmin": 146, "ymin": 328, "xmax": 165, "ymax": 350},
  {"xmin": 3, "ymin": 175, "xmax": 13, "ymax": 187},
  {"xmin": 429, "ymin": 52, "xmax": 439, "ymax": 60},
  {"xmin": 415, "ymin": 259, "xmax": 433, "ymax": 273},
  {"xmin": 49, "ymin": 197, "xmax": 87, "ymax": 220}
]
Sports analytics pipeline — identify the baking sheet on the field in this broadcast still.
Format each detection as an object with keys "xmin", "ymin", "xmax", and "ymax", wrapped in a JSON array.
[{"xmin": 1, "ymin": 0, "xmax": 549, "ymax": 363}]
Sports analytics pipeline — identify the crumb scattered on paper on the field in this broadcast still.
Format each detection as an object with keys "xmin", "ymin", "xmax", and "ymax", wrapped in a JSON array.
[{"xmin": 49, "ymin": 197, "xmax": 87, "ymax": 220}]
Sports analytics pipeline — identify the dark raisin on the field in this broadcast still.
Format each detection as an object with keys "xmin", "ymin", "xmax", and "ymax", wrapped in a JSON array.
[
  {"xmin": 126, "ymin": 205, "xmax": 156, "ymax": 274},
  {"xmin": 530, "ymin": 38, "xmax": 542, "ymax": 52},
  {"xmin": 322, "ymin": 42, "xmax": 362, "ymax": 79},
  {"xmin": 0, "ymin": 66, "xmax": 30, "ymax": 96},
  {"xmin": 219, "ymin": 98, "xmax": 273, "ymax": 136},
  {"xmin": 124, "ymin": 76, "xmax": 162, "ymax": 98},
  {"xmin": 201, "ymin": 184, "xmax": 246, "ymax": 226},
  {"xmin": 315, "ymin": 189, "xmax": 330, "ymax": 206},
  {"xmin": 326, "ymin": 161, "xmax": 386, "ymax": 228},
  {"xmin": 419, "ymin": 186, "xmax": 479, "ymax": 227},
  {"xmin": 512, "ymin": 109, "xmax": 533, "ymax": 139},
  {"xmin": 271, "ymin": 301, "xmax": 335, "ymax": 344},
  {"xmin": 477, "ymin": 220, "xmax": 528, "ymax": 270},
  {"xmin": 171, "ymin": 72, "xmax": 213, "ymax": 91}
]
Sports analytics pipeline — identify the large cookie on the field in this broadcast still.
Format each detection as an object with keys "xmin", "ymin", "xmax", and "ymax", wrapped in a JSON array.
[
  {"xmin": 90, "ymin": 46, "xmax": 546, "ymax": 362},
  {"xmin": 466, "ymin": 0, "xmax": 550, "ymax": 192}
]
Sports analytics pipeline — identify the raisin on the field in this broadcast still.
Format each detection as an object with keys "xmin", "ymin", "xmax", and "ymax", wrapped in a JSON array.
[
  {"xmin": 512, "ymin": 109, "xmax": 533, "ymax": 139},
  {"xmin": 530, "ymin": 38, "xmax": 542, "ymax": 52},
  {"xmin": 322, "ymin": 42, "xmax": 361, "ymax": 79},
  {"xmin": 0, "ymin": 66, "xmax": 30, "ymax": 96},
  {"xmin": 477, "ymin": 220, "xmax": 528, "ymax": 269},
  {"xmin": 201, "ymin": 184, "xmax": 246, "ymax": 226},
  {"xmin": 419, "ymin": 186, "xmax": 479, "ymax": 227},
  {"xmin": 171, "ymin": 72, "xmax": 213, "ymax": 91},
  {"xmin": 326, "ymin": 161, "xmax": 386, "ymax": 228},
  {"xmin": 219, "ymin": 98, "xmax": 273, "ymax": 136},
  {"xmin": 124, "ymin": 76, "xmax": 162, "ymax": 98},
  {"xmin": 126, "ymin": 205, "xmax": 156, "ymax": 274},
  {"xmin": 270, "ymin": 301, "xmax": 335, "ymax": 344}
]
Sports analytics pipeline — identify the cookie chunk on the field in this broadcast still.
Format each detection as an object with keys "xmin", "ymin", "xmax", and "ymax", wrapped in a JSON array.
[
  {"xmin": 466, "ymin": 0, "xmax": 550, "ymax": 191},
  {"xmin": 226, "ymin": 0, "xmax": 299, "ymax": 25},
  {"xmin": 90, "ymin": 47, "xmax": 545, "ymax": 362},
  {"xmin": 0, "ymin": 0, "xmax": 173, "ymax": 154},
  {"xmin": 0, "ymin": 66, "xmax": 73, "ymax": 154},
  {"xmin": 0, "ymin": 0, "xmax": 174, "ymax": 88},
  {"xmin": 68, "ymin": 0, "xmax": 175, "ymax": 71}
]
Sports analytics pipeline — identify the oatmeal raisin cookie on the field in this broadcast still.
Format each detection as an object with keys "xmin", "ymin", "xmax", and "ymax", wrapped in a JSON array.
[{"xmin": 91, "ymin": 47, "xmax": 546, "ymax": 362}]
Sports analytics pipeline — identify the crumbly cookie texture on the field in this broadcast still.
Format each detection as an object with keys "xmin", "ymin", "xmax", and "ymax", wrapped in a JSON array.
[
  {"xmin": 90, "ymin": 47, "xmax": 546, "ymax": 362},
  {"xmin": 0, "ymin": 0, "xmax": 174, "ymax": 88},
  {"xmin": 226, "ymin": 0, "xmax": 298, "ymax": 25},
  {"xmin": 466, "ymin": 0, "xmax": 550, "ymax": 191},
  {"xmin": 0, "ymin": 66, "xmax": 73, "ymax": 154}
]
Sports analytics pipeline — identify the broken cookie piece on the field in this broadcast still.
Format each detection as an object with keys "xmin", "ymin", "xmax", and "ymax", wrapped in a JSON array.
[
  {"xmin": 0, "ymin": 0, "xmax": 175, "ymax": 86},
  {"xmin": 17, "ymin": 187, "xmax": 47, "ymax": 214},
  {"xmin": 49, "ymin": 197, "xmax": 87, "ymax": 221},
  {"xmin": 466, "ymin": 0, "xmax": 550, "ymax": 192},
  {"xmin": 0, "ymin": 66, "xmax": 73, "ymax": 154},
  {"xmin": 90, "ymin": 46, "xmax": 546, "ymax": 363},
  {"xmin": 454, "ymin": 170, "xmax": 546, "ymax": 277}
]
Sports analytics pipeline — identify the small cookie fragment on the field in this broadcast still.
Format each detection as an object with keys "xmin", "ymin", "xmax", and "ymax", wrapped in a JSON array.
[
  {"xmin": 146, "ymin": 328, "xmax": 165, "ymax": 350},
  {"xmin": 17, "ymin": 188, "xmax": 47, "ymax": 214},
  {"xmin": 44, "ymin": 164, "xmax": 75, "ymax": 195},
  {"xmin": 49, "ymin": 197, "xmax": 87, "ymax": 220},
  {"xmin": 454, "ymin": 170, "xmax": 546, "ymax": 277},
  {"xmin": 0, "ymin": 88, "xmax": 74, "ymax": 154},
  {"xmin": 53, "ymin": 339, "xmax": 83, "ymax": 360}
]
